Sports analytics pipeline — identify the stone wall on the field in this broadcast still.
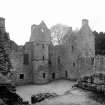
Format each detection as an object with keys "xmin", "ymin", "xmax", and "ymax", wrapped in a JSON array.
[
  {"xmin": 30, "ymin": 21, "xmax": 51, "ymax": 43},
  {"xmin": 49, "ymin": 42, "xmax": 95, "ymax": 81},
  {"xmin": 4, "ymin": 19, "xmax": 97, "ymax": 85},
  {"xmin": 9, "ymin": 42, "xmax": 33, "ymax": 85}
]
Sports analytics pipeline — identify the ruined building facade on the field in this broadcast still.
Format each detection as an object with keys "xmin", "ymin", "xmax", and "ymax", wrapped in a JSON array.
[{"xmin": 0, "ymin": 17, "xmax": 104, "ymax": 85}]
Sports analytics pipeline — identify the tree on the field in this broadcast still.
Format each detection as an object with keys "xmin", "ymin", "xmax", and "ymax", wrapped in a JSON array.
[
  {"xmin": 51, "ymin": 24, "xmax": 70, "ymax": 45},
  {"xmin": 93, "ymin": 31, "xmax": 105, "ymax": 55}
]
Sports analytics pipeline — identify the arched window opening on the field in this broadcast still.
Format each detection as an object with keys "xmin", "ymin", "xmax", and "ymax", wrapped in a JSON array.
[{"xmin": 41, "ymin": 28, "xmax": 44, "ymax": 32}]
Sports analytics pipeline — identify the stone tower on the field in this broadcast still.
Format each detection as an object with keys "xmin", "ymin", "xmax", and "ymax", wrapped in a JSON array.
[
  {"xmin": 30, "ymin": 21, "xmax": 51, "ymax": 84},
  {"xmin": 77, "ymin": 19, "xmax": 95, "ymax": 57}
]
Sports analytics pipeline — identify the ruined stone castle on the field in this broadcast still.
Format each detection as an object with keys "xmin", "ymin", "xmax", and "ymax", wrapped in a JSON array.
[{"xmin": 0, "ymin": 17, "xmax": 104, "ymax": 85}]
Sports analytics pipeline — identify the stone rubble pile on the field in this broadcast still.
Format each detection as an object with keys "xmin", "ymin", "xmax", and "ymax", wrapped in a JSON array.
[{"xmin": 31, "ymin": 93, "xmax": 58, "ymax": 104}]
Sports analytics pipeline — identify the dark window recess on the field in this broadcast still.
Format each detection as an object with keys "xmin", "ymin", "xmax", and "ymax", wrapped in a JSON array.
[
  {"xmin": 23, "ymin": 54, "xmax": 29, "ymax": 65},
  {"xmin": 91, "ymin": 57, "xmax": 94, "ymax": 65},
  {"xmin": 72, "ymin": 45, "xmax": 74, "ymax": 52},
  {"xmin": 43, "ymin": 73, "xmax": 46, "ymax": 79},
  {"xmin": 20, "ymin": 74, "xmax": 24, "ymax": 80},
  {"xmin": 65, "ymin": 71, "xmax": 68, "ymax": 78},
  {"xmin": 48, "ymin": 60, "xmax": 52, "ymax": 65},
  {"xmin": 52, "ymin": 73, "xmax": 55, "ymax": 79},
  {"xmin": 58, "ymin": 57, "xmax": 60, "ymax": 64},
  {"xmin": 42, "ymin": 44, "xmax": 44, "ymax": 48},
  {"xmin": 73, "ymin": 62, "xmax": 75, "ymax": 67},
  {"xmin": 43, "ymin": 56, "xmax": 44, "ymax": 60}
]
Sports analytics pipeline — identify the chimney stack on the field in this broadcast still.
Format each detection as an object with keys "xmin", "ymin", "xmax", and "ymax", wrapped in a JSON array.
[
  {"xmin": 0, "ymin": 17, "xmax": 5, "ymax": 33},
  {"xmin": 82, "ymin": 19, "xmax": 89, "ymax": 26}
]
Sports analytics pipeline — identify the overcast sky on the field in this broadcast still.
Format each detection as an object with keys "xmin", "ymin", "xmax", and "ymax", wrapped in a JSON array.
[{"xmin": 0, "ymin": 0, "xmax": 105, "ymax": 45}]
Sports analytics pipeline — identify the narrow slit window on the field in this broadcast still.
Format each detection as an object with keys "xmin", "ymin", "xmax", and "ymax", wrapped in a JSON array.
[
  {"xmin": 42, "ymin": 44, "xmax": 44, "ymax": 48},
  {"xmin": 48, "ymin": 60, "xmax": 52, "ymax": 65},
  {"xmin": 91, "ymin": 57, "xmax": 94, "ymax": 65},
  {"xmin": 52, "ymin": 73, "xmax": 55, "ymax": 79},
  {"xmin": 65, "ymin": 71, "xmax": 68, "ymax": 78},
  {"xmin": 58, "ymin": 57, "xmax": 60, "ymax": 64},
  {"xmin": 73, "ymin": 62, "xmax": 75, "ymax": 67},
  {"xmin": 43, "ymin": 56, "xmax": 44, "ymax": 60},
  {"xmin": 72, "ymin": 45, "xmax": 74, "ymax": 52},
  {"xmin": 23, "ymin": 54, "xmax": 29, "ymax": 65},
  {"xmin": 43, "ymin": 73, "xmax": 46, "ymax": 79}
]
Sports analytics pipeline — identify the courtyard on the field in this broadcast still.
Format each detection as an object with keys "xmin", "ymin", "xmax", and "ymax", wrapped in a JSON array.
[{"xmin": 16, "ymin": 80, "xmax": 102, "ymax": 105}]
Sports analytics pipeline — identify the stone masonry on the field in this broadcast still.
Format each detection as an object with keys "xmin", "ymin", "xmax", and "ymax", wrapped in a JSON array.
[{"xmin": 0, "ymin": 17, "xmax": 103, "ymax": 85}]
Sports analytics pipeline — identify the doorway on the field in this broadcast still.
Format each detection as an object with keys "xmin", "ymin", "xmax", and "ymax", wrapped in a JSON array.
[
  {"xmin": 52, "ymin": 73, "xmax": 55, "ymax": 79},
  {"xmin": 43, "ymin": 73, "xmax": 46, "ymax": 79}
]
